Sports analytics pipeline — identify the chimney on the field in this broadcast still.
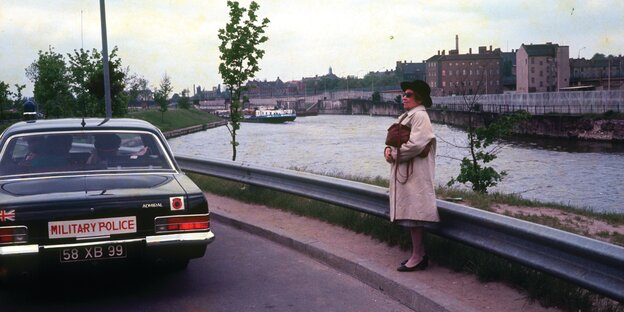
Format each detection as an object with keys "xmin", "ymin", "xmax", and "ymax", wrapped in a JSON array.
[
  {"xmin": 469, "ymin": 48, "xmax": 472, "ymax": 54},
  {"xmin": 489, "ymin": 45, "xmax": 492, "ymax": 51},
  {"xmin": 438, "ymin": 50, "xmax": 440, "ymax": 55},
  {"xmin": 455, "ymin": 34, "xmax": 459, "ymax": 53},
  {"xmin": 442, "ymin": 50, "xmax": 446, "ymax": 55}
]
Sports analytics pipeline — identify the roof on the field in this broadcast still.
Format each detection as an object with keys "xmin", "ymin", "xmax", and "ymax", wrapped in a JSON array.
[
  {"xmin": 521, "ymin": 44, "xmax": 557, "ymax": 57},
  {"xmin": 2, "ymin": 118, "xmax": 162, "ymax": 138}
]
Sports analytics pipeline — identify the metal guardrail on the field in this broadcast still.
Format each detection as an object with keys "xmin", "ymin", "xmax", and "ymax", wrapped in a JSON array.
[{"xmin": 176, "ymin": 155, "xmax": 624, "ymax": 302}]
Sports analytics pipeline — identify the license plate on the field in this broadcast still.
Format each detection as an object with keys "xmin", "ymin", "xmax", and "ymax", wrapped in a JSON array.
[{"xmin": 60, "ymin": 244, "xmax": 127, "ymax": 263}]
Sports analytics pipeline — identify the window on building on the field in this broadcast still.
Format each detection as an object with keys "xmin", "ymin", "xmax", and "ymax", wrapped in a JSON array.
[
  {"xmin": 540, "ymin": 71, "xmax": 543, "ymax": 77},
  {"xmin": 531, "ymin": 77, "xmax": 535, "ymax": 83},
  {"xmin": 462, "ymin": 69, "xmax": 466, "ymax": 75},
  {"xmin": 531, "ymin": 67, "xmax": 535, "ymax": 73},
  {"xmin": 540, "ymin": 61, "xmax": 543, "ymax": 66},
  {"xmin": 442, "ymin": 70, "xmax": 446, "ymax": 76},
  {"xmin": 442, "ymin": 81, "xmax": 446, "ymax": 87}
]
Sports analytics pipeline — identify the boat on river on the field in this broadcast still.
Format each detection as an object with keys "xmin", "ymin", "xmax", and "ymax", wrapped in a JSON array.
[{"xmin": 243, "ymin": 107, "xmax": 296, "ymax": 123}]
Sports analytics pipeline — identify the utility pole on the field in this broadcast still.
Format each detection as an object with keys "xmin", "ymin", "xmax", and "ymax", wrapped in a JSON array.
[{"xmin": 99, "ymin": 0, "xmax": 112, "ymax": 119}]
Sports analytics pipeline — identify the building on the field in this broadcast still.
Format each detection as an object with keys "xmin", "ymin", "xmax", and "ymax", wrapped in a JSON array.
[
  {"xmin": 426, "ymin": 45, "xmax": 503, "ymax": 96},
  {"xmin": 569, "ymin": 55, "xmax": 624, "ymax": 90},
  {"xmin": 516, "ymin": 43, "xmax": 570, "ymax": 93},
  {"xmin": 395, "ymin": 61, "xmax": 426, "ymax": 81}
]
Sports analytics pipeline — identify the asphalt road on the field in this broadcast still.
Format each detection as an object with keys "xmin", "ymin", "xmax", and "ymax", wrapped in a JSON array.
[{"xmin": 0, "ymin": 220, "xmax": 411, "ymax": 312}]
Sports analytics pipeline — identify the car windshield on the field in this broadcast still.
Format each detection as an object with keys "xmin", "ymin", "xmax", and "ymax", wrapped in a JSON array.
[{"xmin": 0, "ymin": 130, "xmax": 174, "ymax": 177}]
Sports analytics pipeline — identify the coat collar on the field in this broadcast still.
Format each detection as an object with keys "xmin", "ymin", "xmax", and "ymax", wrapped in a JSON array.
[{"xmin": 401, "ymin": 105, "xmax": 426, "ymax": 119}]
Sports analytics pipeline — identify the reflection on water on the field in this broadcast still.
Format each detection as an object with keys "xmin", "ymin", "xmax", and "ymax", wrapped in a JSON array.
[
  {"xmin": 505, "ymin": 136, "xmax": 624, "ymax": 154},
  {"xmin": 169, "ymin": 115, "xmax": 624, "ymax": 213}
]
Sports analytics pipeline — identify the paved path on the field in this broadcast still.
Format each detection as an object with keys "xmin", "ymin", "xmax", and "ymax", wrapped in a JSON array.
[{"xmin": 206, "ymin": 192, "xmax": 561, "ymax": 312}]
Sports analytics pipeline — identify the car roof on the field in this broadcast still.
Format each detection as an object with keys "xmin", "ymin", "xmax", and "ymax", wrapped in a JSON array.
[{"xmin": 2, "ymin": 118, "xmax": 162, "ymax": 137}]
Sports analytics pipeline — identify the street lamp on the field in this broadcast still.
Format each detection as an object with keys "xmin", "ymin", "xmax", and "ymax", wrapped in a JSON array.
[{"xmin": 577, "ymin": 46, "xmax": 586, "ymax": 59}]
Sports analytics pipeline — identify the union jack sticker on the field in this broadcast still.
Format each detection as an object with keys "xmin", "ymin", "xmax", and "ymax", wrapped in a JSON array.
[{"xmin": 0, "ymin": 210, "xmax": 15, "ymax": 222}]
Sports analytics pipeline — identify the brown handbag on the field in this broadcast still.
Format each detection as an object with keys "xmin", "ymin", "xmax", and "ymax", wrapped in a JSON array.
[{"xmin": 385, "ymin": 114, "xmax": 410, "ymax": 147}]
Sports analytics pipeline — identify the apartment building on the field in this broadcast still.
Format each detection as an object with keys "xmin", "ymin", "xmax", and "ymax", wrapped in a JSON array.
[
  {"xmin": 426, "ymin": 45, "xmax": 503, "ymax": 96},
  {"xmin": 516, "ymin": 43, "xmax": 570, "ymax": 93}
]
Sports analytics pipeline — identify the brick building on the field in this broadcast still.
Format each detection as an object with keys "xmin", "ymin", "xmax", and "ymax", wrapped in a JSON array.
[
  {"xmin": 426, "ymin": 45, "xmax": 503, "ymax": 96},
  {"xmin": 516, "ymin": 43, "xmax": 570, "ymax": 93}
]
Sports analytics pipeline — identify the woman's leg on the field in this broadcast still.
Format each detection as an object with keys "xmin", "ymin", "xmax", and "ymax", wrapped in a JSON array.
[{"xmin": 405, "ymin": 226, "xmax": 425, "ymax": 267}]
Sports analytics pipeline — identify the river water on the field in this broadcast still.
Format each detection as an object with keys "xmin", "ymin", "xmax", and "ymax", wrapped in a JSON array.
[{"xmin": 168, "ymin": 115, "xmax": 624, "ymax": 213}]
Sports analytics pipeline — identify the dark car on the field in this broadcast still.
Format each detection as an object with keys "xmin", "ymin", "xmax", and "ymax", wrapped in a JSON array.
[{"xmin": 0, "ymin": 118, "xmax": 214, "ymax": 276}]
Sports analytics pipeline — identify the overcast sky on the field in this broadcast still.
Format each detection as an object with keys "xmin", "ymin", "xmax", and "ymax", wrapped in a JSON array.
[{"xmin": 1, "ymin": 0, "xmax": 622, "ymax": 97}]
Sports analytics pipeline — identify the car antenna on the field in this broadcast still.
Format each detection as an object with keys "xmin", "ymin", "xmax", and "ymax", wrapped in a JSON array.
[
  {"xmin": 97, "ymin": 118, "xmax": 110, "ymax": 126},
  {"xmin": 81, "ymin": 100, "xmax": 86, "ymax": 127}
]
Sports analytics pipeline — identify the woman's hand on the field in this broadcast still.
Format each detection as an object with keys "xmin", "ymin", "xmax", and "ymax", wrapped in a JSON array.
[{"xmin": 384, "ymin": 147, "xmax": 394, "ymax": 163}]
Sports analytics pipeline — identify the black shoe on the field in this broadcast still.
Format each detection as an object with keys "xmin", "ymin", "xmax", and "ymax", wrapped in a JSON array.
[{"xmin": 397, "ymin": 255, "xmax": 428, "ymax": 272}]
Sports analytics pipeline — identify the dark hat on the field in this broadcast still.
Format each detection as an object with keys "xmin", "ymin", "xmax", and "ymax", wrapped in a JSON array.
[
  {"xmin": 400, "ymin": 80, "xmax": 432, "ymax": 108},
  {"xmin": 94, "ymin": 133, "xmax": 121, "ymax": 151}
]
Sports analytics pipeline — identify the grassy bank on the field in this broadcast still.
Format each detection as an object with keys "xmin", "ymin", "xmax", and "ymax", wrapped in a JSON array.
[
  {"xmin": 188, "ymin": 173, "xmax": 623, "ymax": 312},
  {"xmin": 128, "ymin": 108, "xmax": 222, "ymax": 132}
]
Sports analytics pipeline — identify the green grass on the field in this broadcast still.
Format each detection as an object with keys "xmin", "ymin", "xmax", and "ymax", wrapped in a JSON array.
[
  {"xmin": 188, "ymin": 173, "xmax": 624, "ymax": 312},
  {"xmin": 128, "ymin": 108, "xmax": 222, "ymax": 132}
]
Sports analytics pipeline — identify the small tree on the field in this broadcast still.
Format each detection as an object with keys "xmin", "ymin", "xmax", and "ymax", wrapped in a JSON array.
[
  {"xmin": 154, "ymin": 73, "xmax": 173, "ymax": 122},
  {"xmin": 218, "ymin": 0, "xmax": 269, "ymax": 161},
  {"xmin": 371, "ymin": 91, "xmax": 381, "ymax": 102},
  {"xmin": 445, "ymin": 69, "xmax": 530, "ymax": 193}
]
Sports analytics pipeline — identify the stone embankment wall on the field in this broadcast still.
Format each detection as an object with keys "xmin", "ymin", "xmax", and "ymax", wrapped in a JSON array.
[
  {"xmin": 427, "ymin": 110, "xmax": 624, "ymax": 141},
  {"xmin": 163, "ymin": 120, "xmax": 227, "ymax": 139}
]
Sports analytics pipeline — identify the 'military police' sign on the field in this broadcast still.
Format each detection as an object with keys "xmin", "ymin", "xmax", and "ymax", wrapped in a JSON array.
[{"xmin": 48, "ymin": 216, "xmax": 137, "ymax": 239}]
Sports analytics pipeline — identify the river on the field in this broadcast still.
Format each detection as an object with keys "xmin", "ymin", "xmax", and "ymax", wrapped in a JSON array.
[{"xmin": 168, "ymin": 115, "xmax": 624, "ymax": 214}]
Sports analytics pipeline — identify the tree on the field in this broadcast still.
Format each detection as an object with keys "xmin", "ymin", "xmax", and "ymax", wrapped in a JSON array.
[
  {"xmin": 154, "ymin": 73, "xmax": 173, "ymax": 122},
  {"xmin": 67, "ymin": 48, "xmax": 100, "ymax": 117},
  {"xmin": 126, "ymin": 74, "xmax": 151, "ymax": 108},
  {"xmin": 445, "ymin": 68, "xmax": 530, "ymax": 193},
  {"xmin": 218, "ymin": 0, "xmax": 269, "ymax": 161},
  {"xmin": 84, "ymin": 47, "xmax": 127, "ymax": 117},
  {"xmin": 26, "ymin": 46, "xmax": 74, "ymax": 118},
  {"xmin": 0, "ymin": 82, "xmax": 10, "ymax": 120},
  {"xmin": 371, "ymin": 91, "xmax": 381, "ymax": 102},
  {"xmin": 178, "ymin": 89, "xmax": 191, "ymax": 110}
]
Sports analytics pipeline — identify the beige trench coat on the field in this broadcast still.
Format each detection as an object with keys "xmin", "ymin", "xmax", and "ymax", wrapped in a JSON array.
[{"xmin": 387, "ymin": 106, "xmax": 439, "ymax": 223}]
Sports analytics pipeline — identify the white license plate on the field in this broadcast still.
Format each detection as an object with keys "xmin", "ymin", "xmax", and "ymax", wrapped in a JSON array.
[
  {"xmin": 60, "ymin": 244, "xmax": 127, "ymax": 263},
  {"xmin": 48, "ymin": 216, "xmax": 137, "ymax": 239}
]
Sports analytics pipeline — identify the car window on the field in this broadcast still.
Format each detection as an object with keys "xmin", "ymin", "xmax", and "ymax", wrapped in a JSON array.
[{"xmin": 0, "ymin": 131, "xmax": 174, "ymax": 177}]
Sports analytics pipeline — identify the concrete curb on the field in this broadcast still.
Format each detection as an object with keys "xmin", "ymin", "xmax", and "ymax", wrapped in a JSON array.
[{"xmin": 211, "ymin": 211, "xmax": 476, "ymax": 312}]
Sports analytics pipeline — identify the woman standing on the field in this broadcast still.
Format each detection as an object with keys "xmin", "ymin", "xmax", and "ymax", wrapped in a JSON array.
[{"xmin": 384, "ymin": 79, "xmax": 439, "ymax": 272}]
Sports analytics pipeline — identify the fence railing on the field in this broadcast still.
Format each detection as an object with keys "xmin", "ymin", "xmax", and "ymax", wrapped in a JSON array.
[
  {"xmin": 175, "ymin": 155, "xmax": 624, "ymax": 302},
  {"xmin": 430, "ymin": 103, "xmax": 623, "ymax": 115}
]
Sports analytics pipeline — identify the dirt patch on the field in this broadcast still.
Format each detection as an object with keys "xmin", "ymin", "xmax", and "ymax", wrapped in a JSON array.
[{"xmin": 490, "ymin": 204, "xmax": 623, "ymax": 244}]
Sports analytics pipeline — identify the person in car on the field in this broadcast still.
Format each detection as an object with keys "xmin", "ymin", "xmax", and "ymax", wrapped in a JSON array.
[
  {"xmin": 31, "ymin": 135, "xmax": 73, "ymax": 170},
  {"xmin": 87, "ymin": 133, "xmax": 121, "ymax": 165}
]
